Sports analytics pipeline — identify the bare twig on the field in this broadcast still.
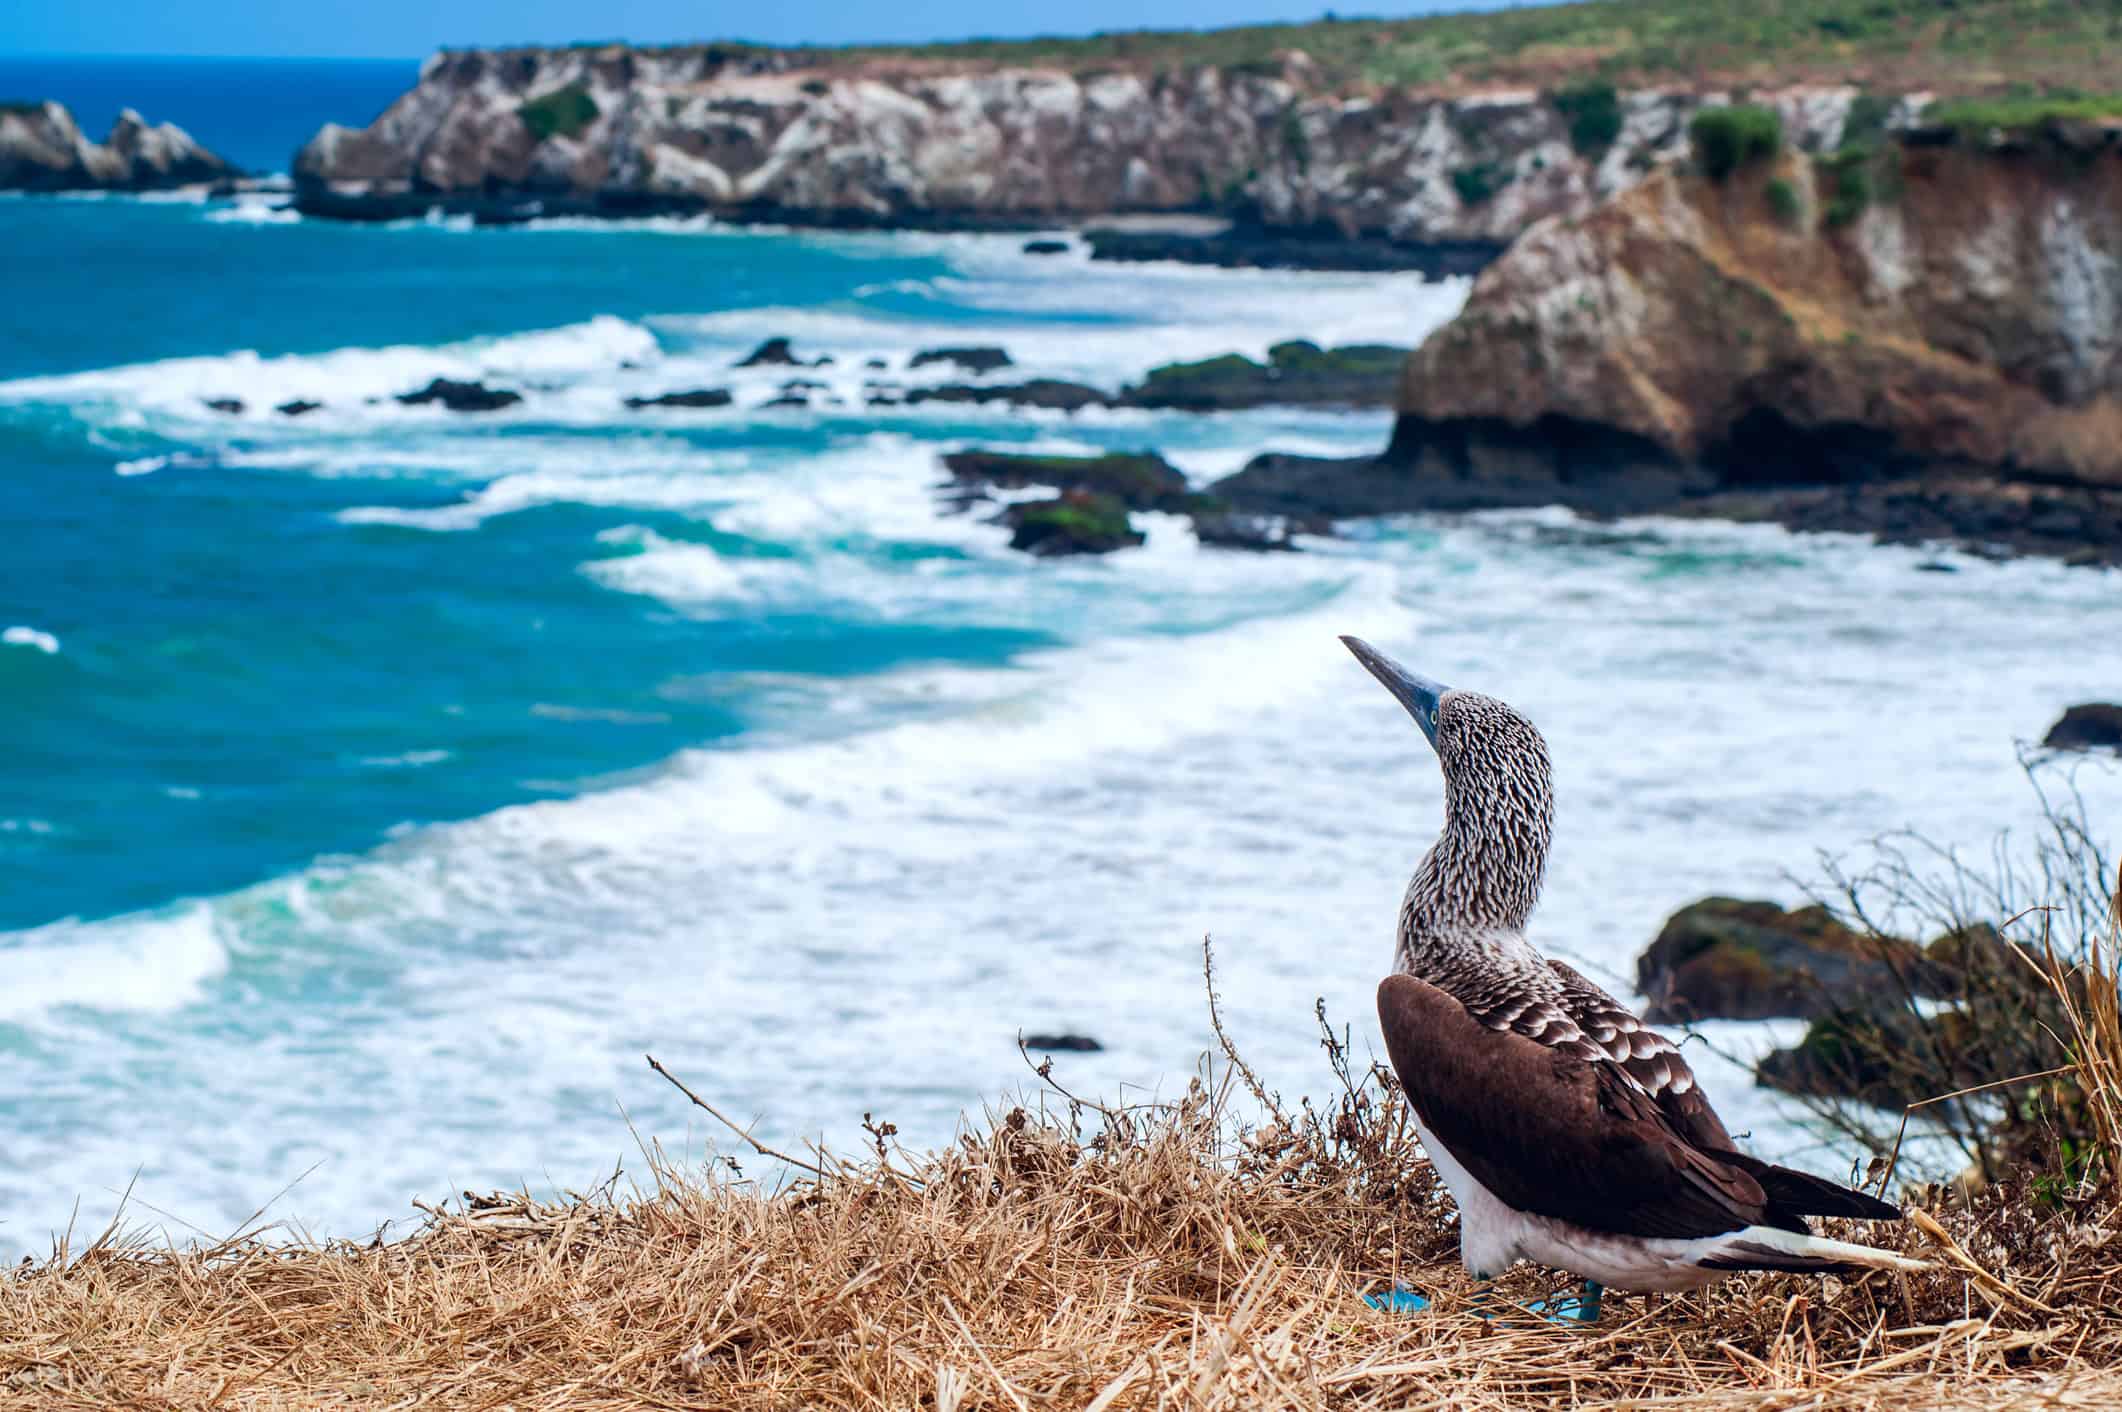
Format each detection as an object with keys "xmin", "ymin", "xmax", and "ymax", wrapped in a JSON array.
[{"xmin": 645, "ymin": 1053, "xmax": 833, "ymax": 1181}]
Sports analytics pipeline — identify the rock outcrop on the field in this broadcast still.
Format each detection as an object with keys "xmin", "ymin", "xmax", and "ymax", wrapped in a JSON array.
[
  {"xmin": 290, "ymin": 46, "xmax": 1869, "ymax": 267},
  {"xmin": 624, "ymin": 388, "xmax": 734, "ymax": 409},
  {"xmin": 942, "ymin": 450, "xmax": 1193, "ymax": 511},
  {"xmin": 942, "ymin": 449, "xmax": 1305, "ymax": 555},
  {"xmin": 1372, "ymin": 125, "xmax": 2122, "ymax": 563},
  {"xmin": 1126, "ymin": 341, "xmax": 1406, "ymax": 410},
  {"xmin": 1635, "ymin": 897, "xmax": 1948, "ymax": 1024},
  {"xmin": 2043, "ymin": 703, "xmax": 2122, "ymax": 752},
  {"xmin": 396, "ymin": 378, "xmax": 523, "ymax": 412},
  {"xmin": 909, "ymin": 346, "xmax": 1012, "ymax": 374},
  {"xmin": 1003, "ymin": 493, "xmax": 1144, "ymax": 556},
  {"xmin": 1, "ymin": 101, "xmax": 235, "ymax": 191}
]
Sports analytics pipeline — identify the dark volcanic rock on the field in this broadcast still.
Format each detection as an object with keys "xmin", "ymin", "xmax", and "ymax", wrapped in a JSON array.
[
  {"xmin": 1003, "ymin": 491, "xmax": 1143, "ymax": 556},
  {"xmin": 909, "ymin": 346, "xmax": 1012, "ymax": 375},
  {"xmin": 202, "ymin": 397, "xmax": 245, "ymax": 414},
  {"xmin": 1205, "ymin": 453, "xmax": 1426, "ymax": 520},
  {"xmin": 1636, "ymin": 898, "xmax": 1949, "ymax": 1024},
  {"xmin": 624, "ymin": 387, "xmax": 734, "ymax": 409},
  {"xmin": 943, "ymin": 449, "xmax": 1189, "ymax": 512},
  {"xmin": 1084, "ymin": 222, "xmax": 1499, "ymax": 275},
  {"xmin": 396, "ymin": 378, "xmax": 523, "ymax": 412},
  {"xmin": 904, "ymin": 379, "xmax": 1111, "ymax": 412},
  {"xmin": 1022, "ymin": 239, "xmax": 1069, "ymax": 256},
  {"xmin": 1023, "ymin": 1032, "xmax": 1103, "ymax": 1051},
  {"xmin": 2043, "ymin": 703, "xmax": 2122, "ymax": 752},
  {"xmin": 275, "ymin": 399, "xmax": 322, "ymax": 417},
  {"xmin": 1124, "ymin": 341, "xmax": 1408, "ymax": 411},
  {"xmin": 735, "ymin": 337, "xmax": 808, "ymax": 368},
  {"xmin": 1190, "ymin": 510, "xmax": 1302, "ymax": 552}
]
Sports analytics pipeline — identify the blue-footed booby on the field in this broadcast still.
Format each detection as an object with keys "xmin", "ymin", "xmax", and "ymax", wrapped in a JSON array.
[{"xmin": 1341, "ymin": 636, "xmax": 1923, "ymax": 1319}]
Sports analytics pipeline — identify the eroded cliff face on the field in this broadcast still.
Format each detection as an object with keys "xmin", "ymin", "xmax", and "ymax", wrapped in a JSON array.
[
  {"xmin": 1383, "ymin": 132, "xmax": 2122, "ymax": 560},
  {"xmin": 291, "ymin": 44, "xmax": 1877, "ymax": 256},
  {"xmin": 0, "ymin": 102, "xmax": 234, "ymax": 190}
]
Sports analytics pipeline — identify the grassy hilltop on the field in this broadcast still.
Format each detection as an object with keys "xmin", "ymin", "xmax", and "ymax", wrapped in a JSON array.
[{"xmin": 760, "ymin": 0, "xmax": 2122, "ymax": 94}]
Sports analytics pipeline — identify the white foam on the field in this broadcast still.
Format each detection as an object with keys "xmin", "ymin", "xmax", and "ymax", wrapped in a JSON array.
[
  {"xmin": 0, "ymin": 905, "xmax": 229, "ymax": 1023},
  {"xmin": 205, "ymin": 196, "xmax": 301, "ymax": 225},
  {"xmin": 8, "ymin": 518, "xmax": 2122, "ymax": 1255},
  {"xmin": 360, "ymin": 749, "xmax": 453, "ymax": 769},
  {"xmin": 652, "ymin": 262, "xmax": 1463, "ymax": 391},
  {"xmin": 2, "ymin": 626, "xmax": 59, "ymax": 655},
  {"xmin": 580, "ymin": 529, "xmax": 765, "ymax": 606},
  {"xmin": 0, "ymin": 315, "xmax": 659, "ymax": 422}
]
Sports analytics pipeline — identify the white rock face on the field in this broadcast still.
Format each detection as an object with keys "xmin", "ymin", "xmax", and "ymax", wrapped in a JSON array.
[
  {"xmin": 291, "ymin": 45, "xmax": 1881, "ymax": 246},
  {"xmin": 1, "ymin": 100, "xmax": 233, "ymax": 190}
]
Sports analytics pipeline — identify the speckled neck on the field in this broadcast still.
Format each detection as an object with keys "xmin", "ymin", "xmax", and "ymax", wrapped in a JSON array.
[{"xmin": 1393, "ymin": 697, "xmax": 1556, "ymax": 982}]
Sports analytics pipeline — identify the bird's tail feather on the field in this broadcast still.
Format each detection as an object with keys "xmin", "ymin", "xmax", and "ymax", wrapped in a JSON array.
[
  {"xmin": 1695, "ymin": 1224, "xmax": 1930, "ymax": 1277},
  {"xmin": 1718, "ymin": 1150, "xmax": 1903, "ymax": 1223}
]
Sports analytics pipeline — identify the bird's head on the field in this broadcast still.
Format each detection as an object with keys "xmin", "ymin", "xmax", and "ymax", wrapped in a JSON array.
[{"xmin": 1338, "ymin": 635, "xmax": 1554, "ymax": 824}]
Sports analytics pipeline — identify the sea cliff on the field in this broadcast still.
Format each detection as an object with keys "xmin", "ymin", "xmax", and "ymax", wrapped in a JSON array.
[
  {"xmin": 291, "ymin": 44, "xmax": 1887, "ymax": 269},
  {"xmin": 1377, "ymin": 118, "xmax": 2122, "ymax": 561},
  {"xmin": 0, "ymin": 101, "xmax": 234, "ymax": 191}
]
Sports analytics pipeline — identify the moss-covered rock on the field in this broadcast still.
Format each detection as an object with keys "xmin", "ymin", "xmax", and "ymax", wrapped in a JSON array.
[
  {"xmin": 1003, "ymin": 492, "xmax": 1143, "ymax": 556},
  {"xmin": 1756, "ymin": 1007, "xmax": 1974, "ymax": 1110},
  {"xmin": 904, "ymin": 380, "xmax": 1111, "ymax": 412},
  {"xmin": 942, "ymin": 449, "xmax": 1189, "ymax": 511},
  {"xmin": 1123, "ymin": 341, "xmax": 1407, "ymax": 411},
  {"xmin": 1635, "ymin": 897, "xmax": 1949, "ymax": 1023}
]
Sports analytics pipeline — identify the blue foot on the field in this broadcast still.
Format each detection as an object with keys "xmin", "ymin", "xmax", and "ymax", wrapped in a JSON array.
[
  {"xmin": 1363, "ymin": 1286, "xmax": 1431, "ymax": 1313},
  {"xmin": 1521, "ymin": 1280, "xmax": 1603, "ymax": 1325}
]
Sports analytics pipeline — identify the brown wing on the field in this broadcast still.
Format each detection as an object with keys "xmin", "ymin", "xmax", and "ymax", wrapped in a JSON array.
[
  {"xmin": 1377, "ymin": 973, "xmax": 1773, "ymax": 1240},
  {"xmin": 1545, "ymin": 959, "xmax": 1737, "ymax": 1154}
]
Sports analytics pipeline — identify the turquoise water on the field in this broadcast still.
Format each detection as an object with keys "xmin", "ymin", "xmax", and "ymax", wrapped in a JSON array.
[
  {"xmin": 3, "ymin": 189, "xmax": 2118, "ymax": 1259},
  {"xmin": 0, "ymin": 201, "xmax": 1054, "ymax": 928}
]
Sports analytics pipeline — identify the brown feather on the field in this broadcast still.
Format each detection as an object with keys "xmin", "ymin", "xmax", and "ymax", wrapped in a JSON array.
[{"xmin": 1378, "ymin": 973, "xmax": 1776, "ymax": 1241}]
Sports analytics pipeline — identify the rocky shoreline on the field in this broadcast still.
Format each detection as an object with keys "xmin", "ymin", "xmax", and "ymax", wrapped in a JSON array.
[{"xmin": 31, "ymin": 60, "xmax": 2121, "ymax": 568}]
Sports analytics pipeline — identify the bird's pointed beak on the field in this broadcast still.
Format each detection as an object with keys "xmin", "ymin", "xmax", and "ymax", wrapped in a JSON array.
[{"xmin": 1339, "ymin": 636, "xmax": 1448, "ymax": 750}]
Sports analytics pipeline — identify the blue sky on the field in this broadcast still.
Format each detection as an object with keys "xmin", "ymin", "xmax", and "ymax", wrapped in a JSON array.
[{"xmin": 0, "ymin": 0, "xmax": 1521, "ymax": 60}]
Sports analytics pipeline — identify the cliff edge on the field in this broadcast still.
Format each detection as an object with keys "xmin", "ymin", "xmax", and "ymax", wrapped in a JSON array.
[
  {"xmin": 1372, "ymin": 118, "xmax": 2122, "ymax": 562},
  {"xmin": 290, "ymin": 45, "xmax": 1879, "ymax": 267}
]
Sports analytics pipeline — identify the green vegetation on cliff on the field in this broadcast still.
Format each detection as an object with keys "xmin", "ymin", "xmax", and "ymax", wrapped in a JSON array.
[
  {"xmin": 1690, "ymin": 105, "xmax": 1782, "ymax": 182},
  {"xmin": 834, "ymin": 0, "xmax": 2122, "ymax": 94},
  {"xmin": 1551, "ymin": 80, "xmax": 1622, "ymax": 156},
  {"xmin": 1926, "ymin": 90, "xmax": 2122, "ymax": 134},
  {"xmin": 518, "ymin": 84, "xmax": 599, "ymax": 142}
]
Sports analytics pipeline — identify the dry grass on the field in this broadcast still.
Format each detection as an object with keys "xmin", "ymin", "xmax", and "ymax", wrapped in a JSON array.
[{"xmin": 8, "ymin": 930, "xmax": 2122, "ymax": 1410}]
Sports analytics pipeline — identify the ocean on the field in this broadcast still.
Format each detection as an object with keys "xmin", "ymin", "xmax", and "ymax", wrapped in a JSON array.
[
  {"xmin": 3, "ymin": 66, "xmax": 2119, "ymax": 1258},
  {"xmin": 0, "ymin": 54, "xmax": 418, "ymax": 175}
]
